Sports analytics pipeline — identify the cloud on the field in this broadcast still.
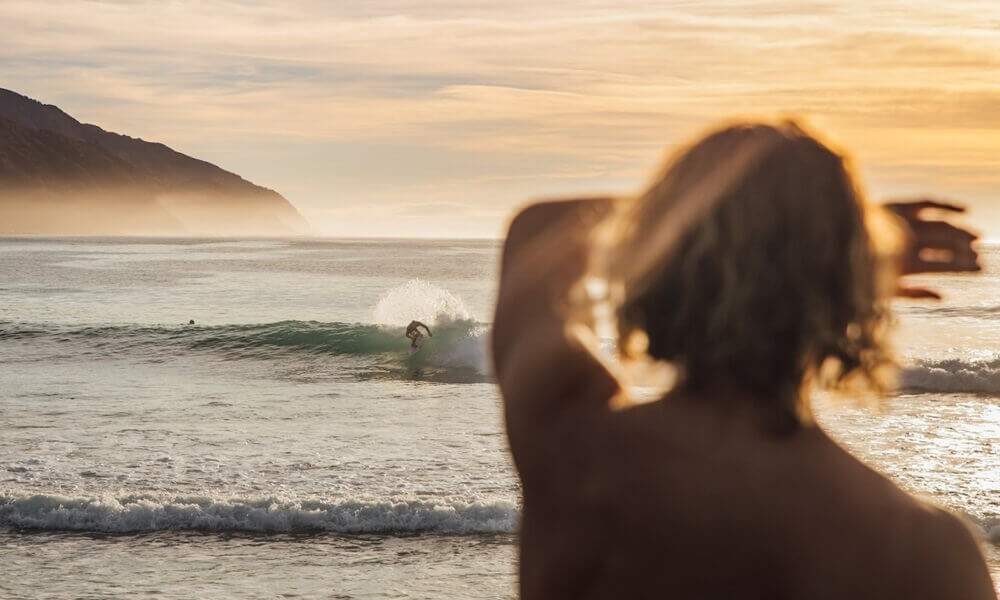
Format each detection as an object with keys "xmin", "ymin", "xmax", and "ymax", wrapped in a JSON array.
[{"xmin": 1, "ymin": 0, "xmax": 999, "ymax": 235}]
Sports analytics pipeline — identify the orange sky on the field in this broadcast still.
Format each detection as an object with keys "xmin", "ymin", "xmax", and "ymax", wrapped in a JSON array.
[{"xmin": 1, "ymin": 0, "xmax": 998, "ymax": 237}]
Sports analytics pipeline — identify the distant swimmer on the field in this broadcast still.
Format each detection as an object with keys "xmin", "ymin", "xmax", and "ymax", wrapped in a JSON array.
[
  {"xmin": 405, "ymin": 320, "xmax": 432, "ymax": 349},
  {"xmin": 188, "ymin": 319, "xmax": 195, "ymax": 325}
]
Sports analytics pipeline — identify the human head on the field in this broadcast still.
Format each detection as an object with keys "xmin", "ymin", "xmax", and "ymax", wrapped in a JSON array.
[{"xmin": 601, "ymin": 121, "xmax": 898, "ymax": 418}]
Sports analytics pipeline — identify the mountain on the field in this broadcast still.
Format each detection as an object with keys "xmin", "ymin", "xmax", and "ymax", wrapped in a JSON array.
[{"xmin": 0, "ymin": 89, "xmax": 309, "ymax": 235}]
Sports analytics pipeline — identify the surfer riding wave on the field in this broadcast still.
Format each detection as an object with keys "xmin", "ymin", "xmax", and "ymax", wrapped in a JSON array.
[{"xmin": 405, "ymin": 320, "xmax": 433, "ymax": 350}]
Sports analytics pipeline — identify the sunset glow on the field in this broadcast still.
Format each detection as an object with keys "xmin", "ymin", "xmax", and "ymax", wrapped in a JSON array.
[{"xmin": 2, "ymin": 0, "xmax": 999, "ymax": 237}]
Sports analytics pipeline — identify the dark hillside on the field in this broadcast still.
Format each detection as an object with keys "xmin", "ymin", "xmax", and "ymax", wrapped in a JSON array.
[{"xmin": 0, "ymin": 89, "xmax": 308, "ymax": 235}]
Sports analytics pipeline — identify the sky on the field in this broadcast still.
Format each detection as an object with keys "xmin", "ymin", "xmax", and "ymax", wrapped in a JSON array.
[{"xmin": 1, "ymin": 0, "xmax": 999, "ymax": 238}]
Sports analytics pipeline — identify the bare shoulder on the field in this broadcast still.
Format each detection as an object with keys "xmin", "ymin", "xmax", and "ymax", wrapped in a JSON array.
[
  {"xmin": 835, "ymin": 446, "xmax": 997, "ymax": 599},
  {"xmin": 725, "ymin": 425, "xmax": 996, "ymax": 598},
  {"xmin": 903, "ymin": 503, "xmax": 996, "ymax": 598}
]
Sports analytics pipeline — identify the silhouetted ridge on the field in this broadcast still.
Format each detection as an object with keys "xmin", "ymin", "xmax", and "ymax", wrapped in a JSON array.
[
  {"xmin": 0, "ymin": 88, "xmax": 308, "ymax": 235},
  {"xmin": 0, "ymin": 116, "xmax": 137, "ymax": 185}
]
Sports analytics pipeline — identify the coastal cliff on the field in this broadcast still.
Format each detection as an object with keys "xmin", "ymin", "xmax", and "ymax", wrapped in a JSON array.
[{"xmin": 0, "ymin": 89, "xmax": 309, "ymax": 235}]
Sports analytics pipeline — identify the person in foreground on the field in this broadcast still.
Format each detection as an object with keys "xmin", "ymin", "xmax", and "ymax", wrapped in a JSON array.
[{"xmin": 492, "ymin": 121, "xmax": 995, "ymax": 599}]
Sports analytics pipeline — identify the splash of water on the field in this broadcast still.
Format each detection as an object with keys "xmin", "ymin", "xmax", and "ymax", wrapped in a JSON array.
[
  {"xmin": 372, "ymin": 279, "xmax": 491, "ymax": 375},
  {"xmin": 372, "ymin": 279, "xmax": 472, "ymax": 326}
]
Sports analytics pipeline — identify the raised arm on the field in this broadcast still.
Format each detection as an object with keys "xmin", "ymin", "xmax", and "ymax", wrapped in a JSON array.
[{"xmin": 492, "ymin": 198, "xmax": 622, "ymax": 470}]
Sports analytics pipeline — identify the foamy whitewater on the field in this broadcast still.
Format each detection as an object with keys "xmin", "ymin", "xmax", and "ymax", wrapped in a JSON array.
[{"xmin": 1, "ymin": 238, "xmax": 997, "ymax": 598}]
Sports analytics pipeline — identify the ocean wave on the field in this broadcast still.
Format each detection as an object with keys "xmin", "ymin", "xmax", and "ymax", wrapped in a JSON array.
[
  {"xmin": 9, "ymin": 316, "xmax": 1000, "ymax": 393},
  {"xmin": 2, "ymin": 493, "xmax": 994, "ymax": 546},
  {"xmin": 900, "ymin": 357, "xmax": 1000, "ymax": 394},
  {"xmin": 0, "ymin": 318, "xmax": 492, "ymax": 376},
  {"xmin": 899, "ymin": 304, "xmax": 1000, "ymax": 320},
  {"xmin": 978, "ymin": 518, "xmax": 1000, "ymax": 545},
  {"xmin": 0, "ymin": 494, "xmax": 517, "ymax": 534}
]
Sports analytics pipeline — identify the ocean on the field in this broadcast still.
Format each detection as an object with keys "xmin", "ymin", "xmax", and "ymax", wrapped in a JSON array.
[{"xmin": 0, "ymin": 237, "xmax": 997, "ymax": 598}]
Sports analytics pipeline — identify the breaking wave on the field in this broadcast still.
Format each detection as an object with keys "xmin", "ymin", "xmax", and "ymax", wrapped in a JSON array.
[
  {"xmin": 3, "ymin": 493, "xmax": 994, "ymax": 545},
  {"xmin": 0, "ymin": 319, "xmax": 489, "ymax": 372},
  {"xmin": 0, "ymin": 493, "xmax": 517, "ymax": 534},
  {"xmin": 900, "ymin": 357, "xmax": 1000, "ymax": 394},
  {"xmin": 1, "ymin": 280, "xmax": 492, "ymax": 378},
  {"xmin": 373, "ymin": 279, "xmax": 472, "ymax": 326}
]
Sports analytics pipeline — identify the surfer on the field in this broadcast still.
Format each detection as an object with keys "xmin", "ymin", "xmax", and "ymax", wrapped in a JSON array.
[
  {"xmin": 405, "ymin": 320, "xmax": 432, "ymax": 349},
  {"xmin": 493, "ymin": 122, "xmax": 993, "ymax": 598}
]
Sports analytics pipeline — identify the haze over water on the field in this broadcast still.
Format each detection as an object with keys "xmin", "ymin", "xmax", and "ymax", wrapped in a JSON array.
[
  {"xmin": 7, "ymin": 0, "xmax": 1000, "ymax": 237},
  {"xmin": 1, "ymin": 237, "xmax": 997, "ymax": 598}
]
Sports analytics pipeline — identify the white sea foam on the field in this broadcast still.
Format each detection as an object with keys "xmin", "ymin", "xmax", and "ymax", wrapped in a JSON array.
[
  {"xmin": 977, "ymin": 518, "xmax": 1000, "ymax": 545},
  {"xmin": 900, "ymin": 357, "xmax": 1000, "ymax": 393},
  {"xmin": 373, "ymin": 280, "xmax": 492, "ymax": 375},
  {"xmin": 4, "ymin": 492, "xmax": 995, "ymax": 548},
  {"xmin": 0, "ymin": 494, "xmax": 518, "ymax": 534},
  {"xmin": 423, "ymin": 317, "xmax": 491, "ymax": 375},
  {"xmin": 373, "ymin": 279, "xmax": 472, "ymax": 326}
]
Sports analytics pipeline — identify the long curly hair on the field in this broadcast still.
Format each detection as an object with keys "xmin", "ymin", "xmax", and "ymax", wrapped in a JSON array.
[{"xmin": 593, "ymin": 121, "xmax": 899, "ymax": 423}]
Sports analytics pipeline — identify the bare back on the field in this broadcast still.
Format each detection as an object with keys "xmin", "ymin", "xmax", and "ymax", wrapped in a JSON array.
[{"xmin": 517, "ymin": 394, "xmax": 992, "ymax": 599}]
